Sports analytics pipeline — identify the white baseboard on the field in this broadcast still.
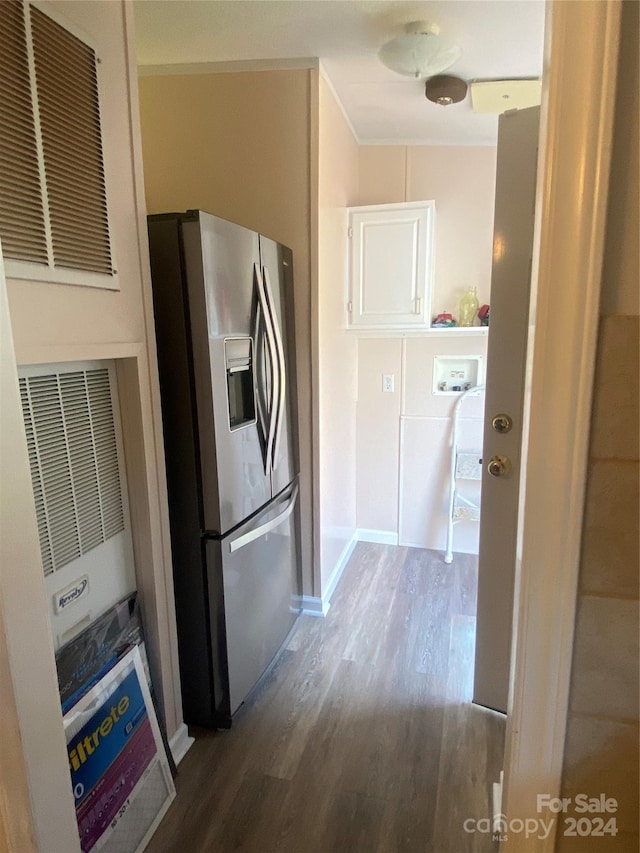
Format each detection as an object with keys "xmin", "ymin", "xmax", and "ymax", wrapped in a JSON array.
[
  {"xmin": 323, "ymin": 533, "xmax": 358, "ymax": 605},
  {"xmin": 356, "ymin": 528, "xmax": 399, "ymax": 546},
  {"xmin": 300, "ymin": 595, "xmax": 330, "ymax": 617},
  {"xmin": 169, "ymin": 722, "xmax": 194, "ymax": 766},
  {"xmin": 301, "ymin": 531, "xmax": 359, "ymax": 618}
]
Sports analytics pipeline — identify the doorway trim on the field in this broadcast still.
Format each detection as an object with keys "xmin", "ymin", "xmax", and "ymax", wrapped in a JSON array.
[{"xmin": 501, "ymin": 2, "xmax": 621, "ymax": 850}]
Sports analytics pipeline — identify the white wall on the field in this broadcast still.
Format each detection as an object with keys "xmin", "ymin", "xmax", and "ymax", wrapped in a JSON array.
[
  {"xmin": 1, "ymin": 2, "xmax": 181, "ymax": 847},
  {"xmin": 358, "ymin": 145, "xmax": 497, "ymax": 317},
  {"xmin": 356, "ymin": 338, "xmax": 403, "ymax": 538},
  {"xmin": 354, "ymin": 145, "xmax": 496, "ymax": 555},
  {"xmin": 407, "ymin": 146, "xmax": 497, "ymax": 316},
  {"xmin": 356, "ymin": 333, "xmax": 488, "ymax": 552},
  {"xmin": 399, "ymin": 334, "xmax": 487, "ymax": 552},
  {"xmin": 317, "ymin": 74, "xmax": 359, "ymax": 592}
]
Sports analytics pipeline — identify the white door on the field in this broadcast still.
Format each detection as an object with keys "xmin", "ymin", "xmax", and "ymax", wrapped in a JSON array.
[{"xmin": 473, "ymin": 107, "xmax": 540, "ymax": 713}]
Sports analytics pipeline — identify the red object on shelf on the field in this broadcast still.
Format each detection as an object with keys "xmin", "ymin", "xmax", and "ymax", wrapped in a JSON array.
[{"xmin": 432, "ymin": 312, "xmax": 458, "ymax": 327}]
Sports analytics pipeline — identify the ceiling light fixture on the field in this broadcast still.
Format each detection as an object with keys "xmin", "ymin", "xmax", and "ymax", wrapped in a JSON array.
[
  {"xmin": 378, "ymin": 21, "xmax": 461, "ymax": 80},
  {"xmin": 425, "ymin": 75, "xmax": 468, "ymax": 106}
]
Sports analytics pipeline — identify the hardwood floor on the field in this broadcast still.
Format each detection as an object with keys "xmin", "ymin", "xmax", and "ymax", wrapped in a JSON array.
[{"xmin": 147, "ymin": 544, "xmax": 505, "ymax": 852}]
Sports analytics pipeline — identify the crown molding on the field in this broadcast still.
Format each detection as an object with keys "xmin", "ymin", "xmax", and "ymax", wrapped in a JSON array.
[
  {"xmin": 138, "ymin": 57, "xmax": 319, "ymax": 77},
  {"xmin": 359, "ymin": 137, "xmax": 498, "ymax": 147}
]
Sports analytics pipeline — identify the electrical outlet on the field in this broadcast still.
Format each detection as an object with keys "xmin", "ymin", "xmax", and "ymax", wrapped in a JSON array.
[{"xmin": 382, "ymin": 374, "xmax": 394, "ymax": 393}]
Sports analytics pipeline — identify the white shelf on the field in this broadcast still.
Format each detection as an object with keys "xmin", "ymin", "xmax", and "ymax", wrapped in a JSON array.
[{"xmin": 345, "ymin": 326, "xmax": 489, "ymax": 338}]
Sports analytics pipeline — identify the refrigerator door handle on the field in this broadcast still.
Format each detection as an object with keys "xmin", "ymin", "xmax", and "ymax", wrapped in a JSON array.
[
  {"xmin": 253, "ymin": 295, "xmax": 269, "ymax": 469},
  {"xmin": 228, "ymin": 484, "xmax": 298, "ymax": 554},
  {"xmin": 262, "ymin": 265, "xmax": 286, "ymax": 470},
  {"xmin": 254, "ymin": 263, "xmax": 279, "ymax": 475}
]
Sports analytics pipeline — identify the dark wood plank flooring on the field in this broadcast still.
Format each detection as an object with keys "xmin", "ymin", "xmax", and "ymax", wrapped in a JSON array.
[{"xmin": 147, "ymin": 543, "xmax": 505, "ymax": 852}]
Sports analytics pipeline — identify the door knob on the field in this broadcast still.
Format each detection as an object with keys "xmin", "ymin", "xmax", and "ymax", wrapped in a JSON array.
[
  {"xmin": 487, "ymin": 455, "xmax": 512, "ymax": 477},
  {"xmin": 492, "ymin": 413, "xmax": 513, "ymax": 434}
]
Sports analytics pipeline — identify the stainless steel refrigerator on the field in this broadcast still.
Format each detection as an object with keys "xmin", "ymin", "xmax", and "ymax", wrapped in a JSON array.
[{"xmin": 147, "ymin": 210, "xmax": 301, "ymax": 729}]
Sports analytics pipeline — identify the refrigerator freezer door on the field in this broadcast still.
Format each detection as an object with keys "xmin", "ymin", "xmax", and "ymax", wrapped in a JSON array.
[
  {"xmin": 211, "ymin": 482, "xmax": 300, "ymax": 715},
  {"xmin": 182, "ymin": 213, "xmax": 272, "ymax": 534},
  {"xmin": 259, "ymin": 237, "xmax": 298, "ymax": 496}
]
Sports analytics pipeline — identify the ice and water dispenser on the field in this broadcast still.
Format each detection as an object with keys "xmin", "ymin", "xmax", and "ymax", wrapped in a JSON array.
[{"xmin": 225, "ymin": 337, "xmax": 256, "ymax": 429}]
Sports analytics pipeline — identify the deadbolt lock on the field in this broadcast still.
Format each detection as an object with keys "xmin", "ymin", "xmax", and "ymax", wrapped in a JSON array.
[
  {"xmin": 487, "ymin": 455, "xmax": 512, "ymax": 477},
  {"xmin": 492, "ymin": 413, "xmax": 513, "ymax": 434}
]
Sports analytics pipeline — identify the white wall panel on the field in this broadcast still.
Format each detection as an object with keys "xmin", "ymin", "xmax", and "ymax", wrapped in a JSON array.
[
  {"xmin": 399, "ymin": 416, "xmax": 482, "ymax": 553},
  {"xmin": 403, "ymin": 333, "xmax": 488, "ymax": 417},
  {"xmin": 356, "ymin": 337, "xmax": 402, "ymax": 533}
]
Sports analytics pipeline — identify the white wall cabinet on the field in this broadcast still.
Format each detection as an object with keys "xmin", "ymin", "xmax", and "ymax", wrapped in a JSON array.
[{"xmin": 347, "ymin": 201, "xmax": 435, "ymax": 329}]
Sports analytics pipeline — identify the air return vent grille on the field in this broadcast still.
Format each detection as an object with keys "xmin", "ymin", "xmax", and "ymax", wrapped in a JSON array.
[
  {"xmin": 31, "ymin": 7, "xmax": 112, "ymax": 275},
  {"xmin": 0, "ymin": 1, "xmax": 115, "ymax": 281},
  {"xmin": 0, "ymin": 0, "xmax": 48, "ymax": 264},
  {"xmin": 19, "ymin": 367, "xmax": 124, "ymax": 577}
]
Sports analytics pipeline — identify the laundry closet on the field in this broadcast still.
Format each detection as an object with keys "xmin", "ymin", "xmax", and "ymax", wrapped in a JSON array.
[{"xmin": 351, "ymin": 144, "xmax": 496, "ymax": 556}]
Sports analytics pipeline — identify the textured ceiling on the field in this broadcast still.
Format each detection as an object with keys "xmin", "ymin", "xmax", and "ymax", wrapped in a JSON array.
[{"xmin": 134, "ymin": 1, "xmax": 545, "ymax": 145}]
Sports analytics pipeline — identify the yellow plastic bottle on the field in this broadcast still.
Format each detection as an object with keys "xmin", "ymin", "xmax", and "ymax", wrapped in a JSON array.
[{"xmin": 459, "ymin": 286, "xmax": 479, "ymax": 327}]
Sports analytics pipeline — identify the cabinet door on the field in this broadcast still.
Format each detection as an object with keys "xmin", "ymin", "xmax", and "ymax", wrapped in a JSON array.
[{"xmin": 349, "ymin": 202, "xmax": 434, "ymax": 329}]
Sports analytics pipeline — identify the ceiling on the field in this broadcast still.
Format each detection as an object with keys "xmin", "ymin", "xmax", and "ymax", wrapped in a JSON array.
[{"xmin": 133, "ymin": 1, "xmax": 545, "ymax": 145}]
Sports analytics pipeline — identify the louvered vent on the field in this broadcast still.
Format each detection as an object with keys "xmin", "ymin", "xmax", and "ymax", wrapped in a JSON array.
[
  {"xmin": 19, "ymin": 368, "xmax": 125, "ymax": 577},
  {"xmin": 0, "ymin": 2, "xmax": 114, "ymax": 279},
  {"xmin": 31, "ymin": 7, "xmax": 113, "ymax": 275},
  {"xmin": 0, "ymin": 0, "xmax": 48, "ymax": 264}
]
